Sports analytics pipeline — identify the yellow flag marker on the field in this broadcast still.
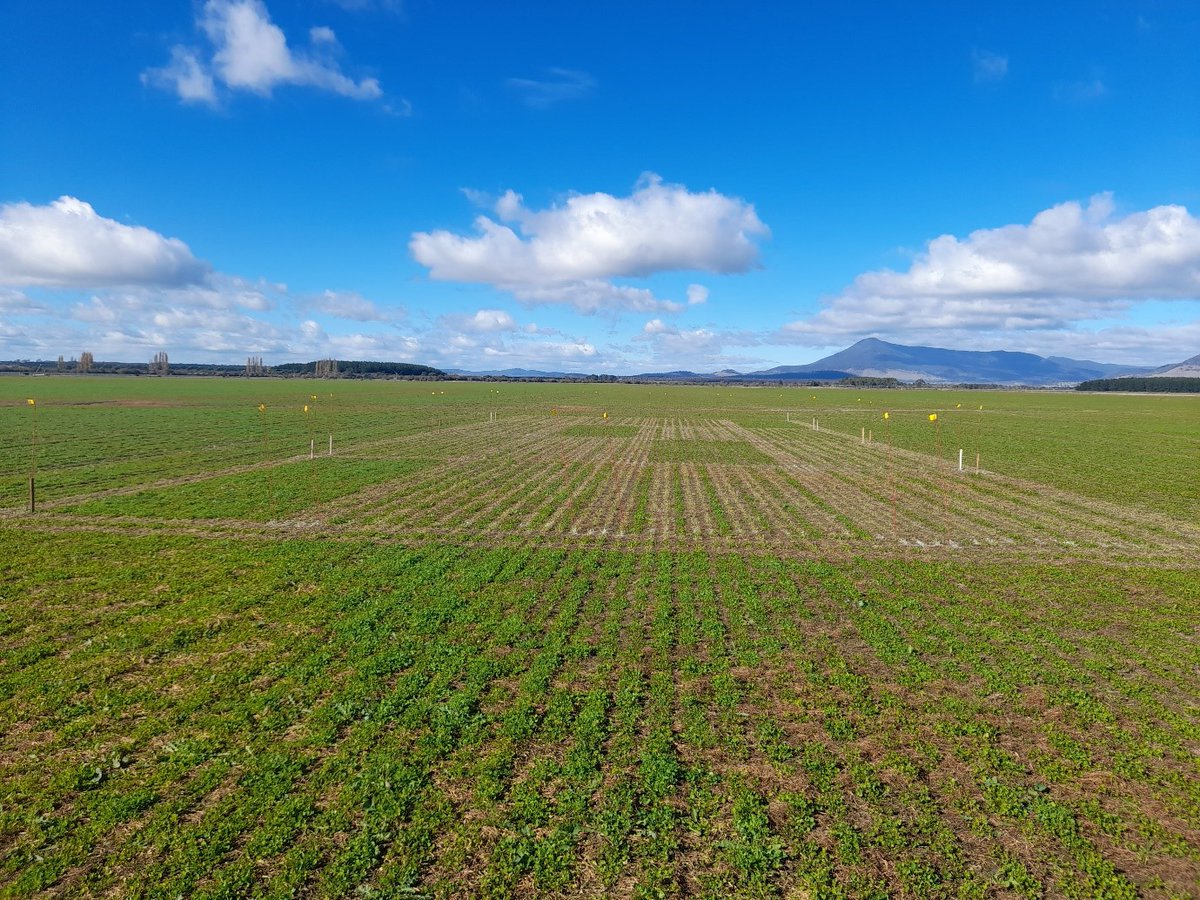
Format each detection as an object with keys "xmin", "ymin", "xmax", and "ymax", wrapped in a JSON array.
[
  {"xmin": 602, "ymin": 411, "xmax": 608, "ymax": 419},
  {"xmin": 928, "ymin": 413, "xmax": 937, "ymax": 422},
  {"xmin": 978, "ymin": 405, "xmax": 983, "ymax": 410},
  {"xmin": 258, "ymin": 403, "xmax": 266, "ymax": 412},
  {"xmin": 27, "ymin": 398, "xmax": 35, "ymax": 406},
  {"xmin": 882, "ymin": 411, "xmax": 889, "ymax": 420},
  {"xmin": 310, "ymin": 395, "xmax": 317, "ymax": 401},
  {"xmin": 304, "ymin": 404, "xmax": 309, "ymax": 413},
  {"xmin": 955, "ymin": 403, "xmax": 961, "ymax": 408}
]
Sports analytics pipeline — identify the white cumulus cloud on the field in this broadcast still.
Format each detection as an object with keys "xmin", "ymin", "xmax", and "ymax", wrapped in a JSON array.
[
  {"xmin": 69, "ymin": 277, "xmax": 276, "ymax": 326},
  {"xmin": 642, "ymin": 318, "xmax": 671, "ymax": 335},
  {"xmin": 636, "ymin": 317, "xmax": 761, "ymax": 370},
  {"xmin": 417, "ymin": 307, "xmax": 610, "ymax": 370},
  {"xmin": 147, "ymin": 47, "xmax": 217, "ymax": 104},
  {"xmin": 1054, "ymin": 78, "xmax": 1107, "ymax": 103},
  {"xmin": 144, "ymin": 0, "xmax": 382, "ymax": 104},
  {"xmin": 324, "ymin": 0, "xmax": 402, "ymax": 11},
  {"xmin": 0, "ymin": 196, "xmax": 210, "ymax": 289},
  {"xmin": 309, "ymin": 26, "xmax": 338, "ymax": 45},
  {"xmin": 439, "ymin": 308, "xmax": 518, "ymax": 333},
  {"xmin": 512, "ymin": 281, "xmax": 684, "ymax": 315},
  {"xmin": 306, "ymin": 289, "xmax": 399, "ymax": 321},
  {"xmin": 779, "ymin": 195, "xmax": 1200, "ymax": 347},
  {"xmin": 520, "ymin": 340, "xmax": 597, "ymax": 362},
  {"xmin": 410, "ymin": 174, "xmax": 768, "ymax": 315},
  {"xmin": 506, "ymin": 68, "xmax": 596, "ymax": 108},
  {"xmin": 980, "ymin": 321, "xmax": 1200, "ymax": 364},
  {"xmin": 972, "ymin": 49, "xmax": 1008, "ymax": 82},
  {"xmin": 0, "ymin": 288, "xmax": 48, "ymax": 314}
]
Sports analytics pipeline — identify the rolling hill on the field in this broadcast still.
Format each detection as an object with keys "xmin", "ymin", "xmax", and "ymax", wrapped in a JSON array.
[{"xmin": 741, "ymin": 338, "xmax": 1154, "ymax": 385}]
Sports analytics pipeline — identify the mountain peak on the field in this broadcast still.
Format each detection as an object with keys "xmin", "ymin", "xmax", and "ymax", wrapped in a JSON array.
[
  {"xmin": 747, "ymin": 339, "xmax": 1155, "ymax": 385},
  {"xmin": 1147, "ymin": 352, "xmax": 1200, "ymax": 377}
]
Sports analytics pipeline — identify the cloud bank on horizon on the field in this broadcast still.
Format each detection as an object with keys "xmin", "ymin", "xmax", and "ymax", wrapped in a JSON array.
[
  {"xmin": 3, "ymin": 189, "xmax": 1199, "ymax": 370},
  {"xmin": 781, "ymin": 195, "xmax": 1200, "ymax": 347}
]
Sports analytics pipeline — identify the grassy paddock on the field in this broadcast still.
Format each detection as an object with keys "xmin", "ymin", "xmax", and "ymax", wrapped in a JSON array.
[
  {"xmin": 3, "ymin": 379, "xmax": 1197, "ymax": 517},
  {"xmin": 1, "ymin": 377, "xmax": 1198, "ymax": 897}
]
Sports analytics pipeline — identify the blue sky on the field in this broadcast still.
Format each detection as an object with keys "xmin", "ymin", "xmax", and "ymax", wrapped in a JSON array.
[{"xmin": 2, "ymin": 1, "xmax": 1198, "ymax": 372}]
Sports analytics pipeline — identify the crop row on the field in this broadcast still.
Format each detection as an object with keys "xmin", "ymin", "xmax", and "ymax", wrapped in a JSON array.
[
  {"xmin": 16, "ymin": 414, "xmax": 1195, "ymax": 565},
  {"xmin": 2, "ymin": 528, "xmax": 1197, "ymax": 896}
]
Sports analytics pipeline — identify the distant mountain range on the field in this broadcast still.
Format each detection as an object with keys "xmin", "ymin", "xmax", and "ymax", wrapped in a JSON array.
[
  {"xmin": 742, "ymin": 337, "xmax": 1155, "ymax": 385},
  {"xmin": 629, "ymin": 338, "xmax": 1178, "ymax": 386},
  {"xmin": 3, "ymin": 342, "xmax": 1191, "ymax": 386},
  {"xmin": 444, "ymin": 367, "xmax": 583, "ymax": 378},
  {"xmin": 435, "ymin": 339, "xmax": 1200, "ymax": 386},
  {"xmin": 1142, "ymin": 352, "xmax": 1200, "ymax": 379}
]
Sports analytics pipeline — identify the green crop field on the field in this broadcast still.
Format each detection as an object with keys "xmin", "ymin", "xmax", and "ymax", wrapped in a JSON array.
[{"xmin": 1, "ymin": 378, "xmax": 1198, "ymax": 898}]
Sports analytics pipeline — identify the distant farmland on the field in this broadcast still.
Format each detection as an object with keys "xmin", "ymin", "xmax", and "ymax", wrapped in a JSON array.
[{"xmin": 2, "ymin": 379, "xmax": 1197, "ymax": 898}]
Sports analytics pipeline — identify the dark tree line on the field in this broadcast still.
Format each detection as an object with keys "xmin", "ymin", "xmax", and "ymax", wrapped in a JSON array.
[
  {"xmin": 274, "ymin": 360, "xmax": 444, "ymax": 377},
  {"xmin": 1076, "ymin": 377, "xmax": 1200, "ymax": 393}
]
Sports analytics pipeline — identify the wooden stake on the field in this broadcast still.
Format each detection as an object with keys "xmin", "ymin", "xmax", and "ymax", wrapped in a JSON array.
[
  {"xmin": 935, "ymin": 420, "xmax": 948, "ymax": 537},
  {"xmin": 328, "ymin": 434, "xmax": 333, "ymax": 456},
  {"xmin": 886, "ymin": 418, "xmax": 896, "ymax": 538},
  {"xmin": 259, "ymin": 405, "xmax": 273, "ymax": 516},
  {"xmin": 310, "ymin": 439, "xmax": 315, "ymax": 460},
  {"xmin": 28, "ymin": 399, "xmax": 37, "ymax": 513}
]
